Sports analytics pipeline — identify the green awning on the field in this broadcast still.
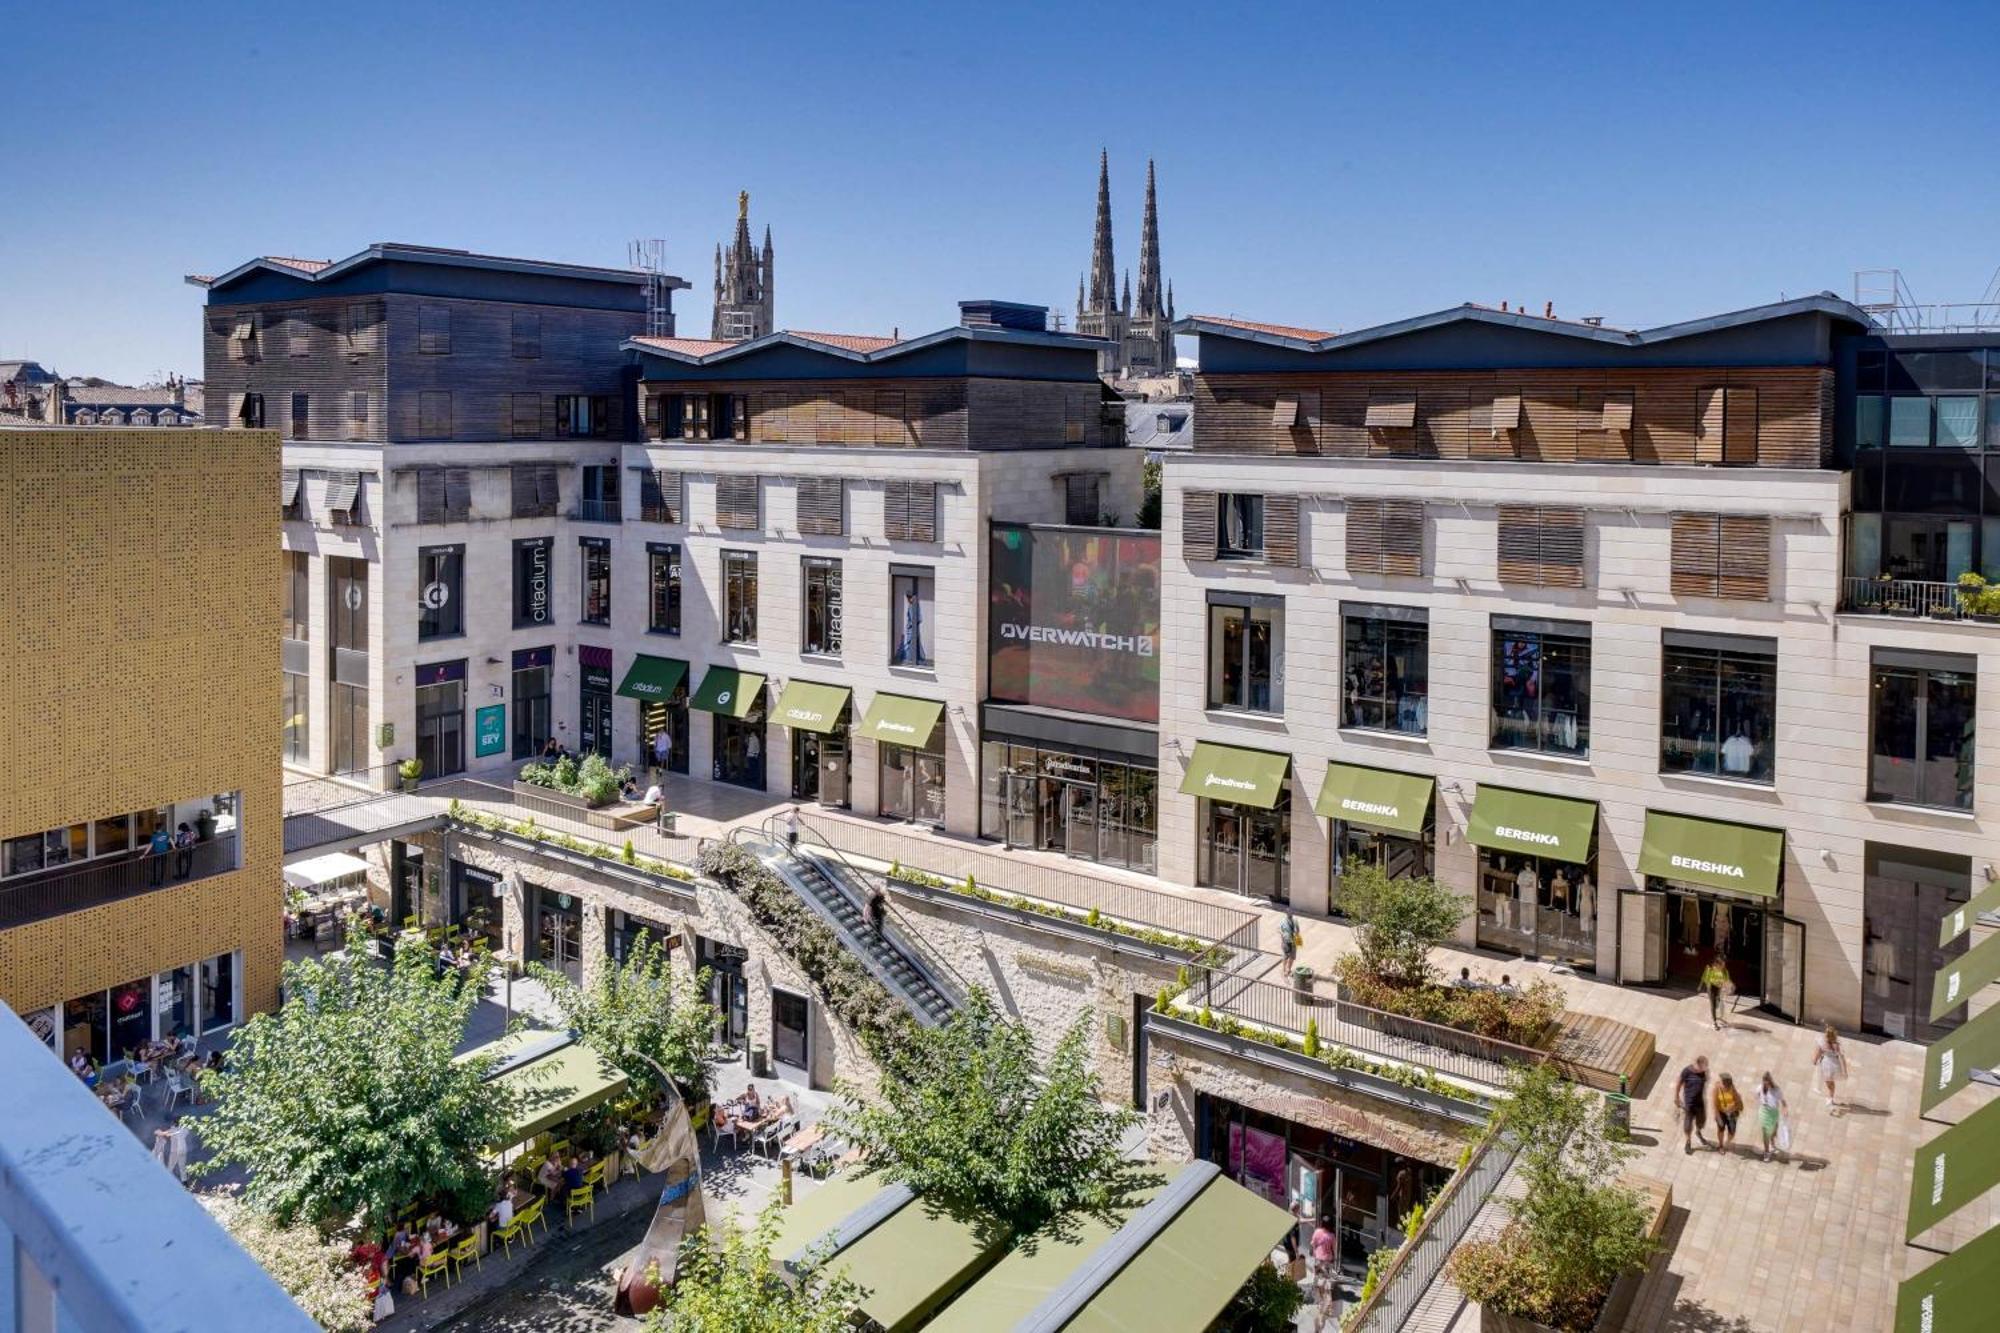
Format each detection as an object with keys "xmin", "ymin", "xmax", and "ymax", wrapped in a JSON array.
[
  {"xmin": 768, "ymin": 1174, "xmax": 999, "ymax": 1332},
  {"xmin": 1066, "ymin": 1170, "xmax": 1296, "ymax": 1333},
  {"xmin": 1906, "ymin": 1096, "xmax": 2000, "ymax": 1241},
  {"xmin": 1636, "ymin": 810, "xmax": 1785, "ymax": 900},
  {"xmin": 1932, "ymin": 927, "xmax": 2000, "ymax": 1022},
  {"xmin": 1897, "ymin": 1213, "xmax": 2000, "ymax": 1333},
  {"xmin": 1940, "ymin": 877, "xmax": 2000, "ymax": 947},
  {"xmin": 1177, "ymin": 742, "xmax": 1291, "ymax": 810},
  {"xmin": 462, "ymin": 1033, "xmax": 630, "ymax": 1148},
  {"xmin": 1313, "ymin": 763, "xmax": 1433, "ymax": 835},
  {"xmin": 616, "ymin": 654, "xmax": 688, "ymax": 701},
  {"xmin": 690, "ymin": 667, "xmax": 766, "ymax": 718},
  {"xmin": 1922, "ymin": 999, "xmax": 2000, "ymax": 1114},
  {"xmin": 775, "ymin": 680, "xmax": 851, "ymax": 734},
  {"xmin": 858, "ymin": 693, "xmax": 943, "ymax": 746},
  {"xmin": 1466, "ymin": 786, "xmax": 1597, "ymax": 863}
]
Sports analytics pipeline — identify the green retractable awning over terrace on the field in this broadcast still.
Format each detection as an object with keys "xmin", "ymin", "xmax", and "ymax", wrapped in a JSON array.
[
  {"xmin": 1313, "ymin": 763, "xmax": 1434, "ymax": 835},
  {"xmin": 1465, "ymin": 786, "xmax": 1597, "ymax": 863},
  {"xmin": 774, "ymin": 680, "xmax": 851, "ymax": 734},
  {"xmin": 1636, "ymin": 810, "xmax": 1785, "ymax": 900},
  {"xmin": 615, "ymin": 654, "xmax": 688, "ymax": 701},
  {"xmin": 690, "ymin": 667, "xmax": 767, "ymax": 718},
  {"xmin": 460, "ymin": 1032, "xmax": 629, "ymax": 1149},
  {"xmin": 858, "ymin": 693, "xmax": 944, "ymax": 746},
  {"xmin": 1177, "ymin": 742, "xmax": 1291, "ymax": 810}
]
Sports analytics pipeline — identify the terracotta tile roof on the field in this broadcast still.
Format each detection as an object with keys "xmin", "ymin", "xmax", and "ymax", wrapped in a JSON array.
[
  {"xmin": 786, "ymin": 330, "xmax": 900, "ymax": 354},
  {"xmin": 630, "ymin": 335, "xmax": 742, "ymax": 356},
  {"xmin": 264, "ymin": 255, "xmax": 333, "ymax": 273},
  {"xmin": 1190, "ymin": 314, "xmax": 1337, "ymax": 341}
]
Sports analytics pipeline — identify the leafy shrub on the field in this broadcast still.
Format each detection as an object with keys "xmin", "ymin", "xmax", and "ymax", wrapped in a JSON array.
[
  {"xmin": 1333, "ymin": 865, "xmax": 1464, "ymax": 985},
  {"xmin": 1333, "ymin": 954, "xmax": 1562, "ymax": 1049}
]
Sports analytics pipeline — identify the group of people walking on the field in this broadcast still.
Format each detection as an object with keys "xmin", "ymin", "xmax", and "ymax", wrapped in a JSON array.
[{"xmin": 1676, "ymin": 1025, "xmax": 1851, "ymax": 1163}]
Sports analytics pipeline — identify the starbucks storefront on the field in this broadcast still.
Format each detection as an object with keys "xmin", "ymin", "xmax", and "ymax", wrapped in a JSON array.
[
  {"xmin": 1467, "ymin": 785, "xmax": 1600, "ymax": 971},
  {"xmin": 1316, "ymin": 762, "xmax": 1435, "ymax": 912},
  {"xmin": 1625, "ymin": 811, "xmax": 1797, "ymax": 1020}
]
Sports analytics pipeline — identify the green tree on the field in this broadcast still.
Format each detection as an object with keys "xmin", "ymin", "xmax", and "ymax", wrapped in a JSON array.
[
  {"xmin": 1136, "ymin": 455, "xmax": 1163, "ymax": 529},
  {"xmin": 1214, "ymin": 1260, "xmax": 1306, "ymax": 1331},
  {"xmin": 531, "ymin": 931, "xmax": 718, "ymax": 1100},
  {"xmin": 828, "ymin": 987, "xmax": 1140, "ymax": 1239},
  {"xmin": 200, "ymin": 1192, "xmax": 373, "ymax": 1333},
  {"xmin": 1447, "ymin": 1063, "xmax": 1655, "ymax": 1330},
  {"xmin": 191, "ymin": 926, "xmax": 512, "ymax": 1232},
  {"xmin": 1334, "ymin": 865, "xmax": 1465, "ymax": 985},
  {"xmin": 645, "ymin": 1199, "xmax": 865, "ymax": 1333}
]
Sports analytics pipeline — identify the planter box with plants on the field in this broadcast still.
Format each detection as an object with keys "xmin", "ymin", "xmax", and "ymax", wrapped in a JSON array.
[
  {"xmin": 515, "ymin": 753, "xmax": 629, "ymax": 810},
  {"xmin": 885, "ymin": 862, "xmax": 1216, "ymax": 959}
]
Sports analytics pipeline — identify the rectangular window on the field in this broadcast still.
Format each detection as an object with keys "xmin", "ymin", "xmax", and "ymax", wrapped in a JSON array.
[
  {"xmin": 1661, "ymin": 634, "xmax": 1776, "ymax": 782},
  {"xmin": 282, "ymin": 670, "xmax": 309, "ymax": 764},
  {"xmin": 1217, "ymin": 494, "xmax": 1264, "ymax": 558},
  {"xmin": 340, "ymin": 303, "xmax": 372, "ymax": 361},
  {"xmin": 1063, "ymin": 473, "xmax": 1104, "ymax": 525},
  {"xmin": 417, "ymin": 545, "xmax": 464, "ymax": 640},
  {"xmin": 512, "ymin": 310, "xmax": 542, "ymax": 358},
  {"xmin": 414, "ymin": 667, "xmax": 465, "ymax": 779},
  {"xmin": 714, "ymin": 393, "xmax": 749, "ymax": 441},
  {"xmin": 282, "ymin": 549, "xmax": 308, "ymax": 640},
  {"xmin": 577, "ymin": 465, "xmax": 620, "ymax": 522},
  {"xmin": 648, "ymin": 543, "xmax": 682, "ymax": 635},
  {"xmin": 890, "ymin": 568, "xmax": 935, "ymax": 667},
  {"xmin": 802, "ymin": 557, "xmax": 843, "ymax": 656},
  {"xmin": 349, "ymin": 391, "xmax": 369, "ymax": 433},
  {"xmin": 414, "ymin": 468, "xmax": 471, "ymax": 524},
  {"xmin": 513, "ymin": 537, "xmax": 553, "ymax": 628},
  {"xmin": 237, "ymin": 393, "xmax": 264, "ymax": 428},
  {"xmin": 723, "ymin": 550, "xmax": 758, "ymax": 644},
  {"xmin": 1937, "ymin": 396, "xmax": 1980, "ymax": 448},
  {"xmin": 579, "ymin": 537, "xmax": 611, "ymax": 625},
  {"xmin": 418, "ymin": 304, "xmax": 452, "ymax": 355},
  {"xmin": 657, "ymin": 394, "xmax": 687, "ymax": 440},
  {"xmin": 1342, "ymin": 607, "xmax": 1427, "ymax": 734},
  {"xmin": 794, "ymin": 477, "xmax": 845, "ymax": 535},
  {"xmin": 682, "ymin": 394, "xmax": 712, "ymax": 440},
  {"xmin": 1869, "ymin": 653, "xmax": 1975, "ymax": 811},
  {"xmin": 716, "ymin": 475, "xmax": 761, "ymax": 530},
  {"xmin": 227, "ymin": 313, "xmax": 260, "ymax": 363},
  {"xmin": 640, "ymin": 469, "xmax": 683, "ymax": 524},
  {"xmin": 1206, "ymin": 594, "xmax": 1283, "ymax": 713},
  {"xmin": 418, "ymin": 390, "xmax": 452, "ymax": 440},
  {"xmin": 1856, "ymin": 394, "xmax": 1886, "ymax": 449},
  {"xmin": 1890, "ymin": 396, "xmax": 1932, "ymax": 447},
  {"xmin": 1495, "ymin": 505, "xmax": 1585, "ymax": 588},
  {"xmin": 511, "ymin": 464, "xmax": 559, "ymax": 518},
  {"xmin": 1490, "ymin": 621, "xmax": 1591, "ymax": 757},
  {"xmin": 289, "ymin": 392, "xmax": 309, "ymax": 440},
  {"xmin": 884, "ymin": 481, "xmax": 938, "ymax": 542},
  {"xmin": 556, "ymin": 395, "xmax": 611, "ymax": 438},
  {"xmin": 512, "ymin": 649, "xmax": 554, "ymax": 759},
  {"xmin": 325, "ymin": 471, "xmax": 364, "ymax": 527},
  {"xmin": 510, "ymin": 393, "xmax": 541, "ymax": 439}
]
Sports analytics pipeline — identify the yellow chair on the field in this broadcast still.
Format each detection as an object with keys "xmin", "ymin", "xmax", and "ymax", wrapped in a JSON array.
[
  {"xmin": 549, "ymin": 1139, "xmax": 571, "ymax": 1159},
  {"xmin": 519, "ymin": 1195, "xmax": 549, "ymax": 1242},
  {"xmin": 418, "ymin": 1250, "xmax": 450, "ymax": 1297},
  {"xmin": 490, "ymin": 1209, "xmax": 533, "ymax": 1259},
  {"xmin": 582, "ymin": 1159, "xmax": 607, "ymax": 1195},
  {"xmin": 566, "ymin": 1182, "xmax": 595, "ymax": 1226},
  {"xmin": 448, "ymin": 1232, "xmax": 481, "ymax": 1281}
]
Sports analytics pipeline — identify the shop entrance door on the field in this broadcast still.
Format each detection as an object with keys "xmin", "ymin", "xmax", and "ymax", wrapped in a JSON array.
[
  {"xmin": 579, "ymin": 688, "xmax": 613, "ymax": 757},
  {"xmin": 536, "ymin": 898, "xmax": 583, "ymax": 983},
  {"xmin": 1002, "ymin": 773, "xmax": 1037, "ymax": 848},
  {"xmin": 1036, "ymin": 778, "xmax": 1064, "ymax": 852},
  {"xmin": 1619, "ymin": 890, "xmax": 1665, "ymax": 984},
  {"xmin": 1245, "ymin": 809, "xmax": 1286, "ymax": 902},
  {"xmin": 1209, "ymin": 807, "xmax": 1244, "ymax": 893},
  {"xmin": 818, "ymin": 730, "xmax": 848, "ymax": 807},
  {"xmin": 772, "ymin": 988, "xmax": 810, "ymax": 1076},
  {"xmin": 793, "ymin": 732, "xmax": 822, "ymax": 804},
  {"xmin": 1764, "ymin": 916, "xmax": 1805, "ymax": 1022},
  {"xmin": 1063, "ymin": 780, "xmax": 1098, "ymax": 858}
]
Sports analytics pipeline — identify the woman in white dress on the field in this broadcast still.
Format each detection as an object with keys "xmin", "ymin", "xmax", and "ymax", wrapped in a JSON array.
[{"xmin": 1812, "ymin": 1024, "xmax": 1849, "ymax": 1112}]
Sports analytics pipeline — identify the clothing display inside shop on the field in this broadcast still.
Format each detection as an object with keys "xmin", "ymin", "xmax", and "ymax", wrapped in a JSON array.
[{"xmin": 1476, "ymin": 850, "xmax": 1597, "ymax": 969}]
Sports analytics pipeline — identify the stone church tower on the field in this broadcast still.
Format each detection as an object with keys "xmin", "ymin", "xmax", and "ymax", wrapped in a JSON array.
[
  {"xmin": 711, "ymin": 191, "xmax": 774, "ymax": 341},
  {"xmin": 1075, "ymin": 153, "xmax": 1175, "ymax": 380}
]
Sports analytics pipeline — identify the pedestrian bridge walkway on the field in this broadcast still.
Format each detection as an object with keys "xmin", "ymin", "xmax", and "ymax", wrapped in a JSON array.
[{"xmin": 281, "ymin": 791, "xmax": 444, "ymax": 863}]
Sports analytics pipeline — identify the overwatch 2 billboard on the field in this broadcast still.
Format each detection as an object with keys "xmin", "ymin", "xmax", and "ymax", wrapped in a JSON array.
[{"xmin": 989, "ymin": 523, "xmax": 1160, "ymax": 724}]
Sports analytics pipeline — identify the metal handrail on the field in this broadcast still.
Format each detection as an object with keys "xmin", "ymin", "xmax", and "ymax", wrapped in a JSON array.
[
  {"xmin": 1839, "ymin": 575, "xmax": 1971, "ymax": 620},
  {"xmin": 0, "ymin": 834, "xmax": 240, "ymax": 931}
]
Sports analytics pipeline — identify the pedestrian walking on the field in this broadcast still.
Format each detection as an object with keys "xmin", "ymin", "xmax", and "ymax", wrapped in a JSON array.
[
  {"xmin": 1713, "ymin": 1073, "xmax": 1743, "ymax": 1153},
  {"xmin": 1757, "ymin": 1072, "xmax": 1789, "ymax": 1161},
  {"xmin": 1676, "ymin": 1055, "xmax": 1711, "ymax": 1154},
  {"xmin": 785, "ymin": 804, "xmax": 802, "ymax": 850},
  {"xmin": 1812, "ymin": 1025, "xmax": 1850, "ymax": 1113},
  {"xmin": 1699, "ymin": 957, "xmax": 1730, "ymax": 1029},
  {"xmin": 1278, "ymin": 909, "xmax": 1301, "ymax": 971}
]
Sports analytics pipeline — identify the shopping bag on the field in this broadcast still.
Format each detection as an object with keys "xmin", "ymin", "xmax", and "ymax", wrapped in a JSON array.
[{"xmin": 1776, "ymin": 1118, "xmax": 1792, "ymax": 1153}]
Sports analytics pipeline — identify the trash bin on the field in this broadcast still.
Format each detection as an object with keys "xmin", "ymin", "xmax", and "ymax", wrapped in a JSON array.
[
  {"xmin": 750, "ymin": 1044, "xmax": 770, "ymax": 1078},
  {"xmin": 658, "ymin": 810, "xmax": 679, "ymax": 836},
  {"xmin": 1603, "ymin": 1091, "xmax": 1632, "ymax": 1141}
]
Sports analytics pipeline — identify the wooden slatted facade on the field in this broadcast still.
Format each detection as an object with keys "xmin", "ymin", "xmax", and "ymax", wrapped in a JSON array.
[
  {"xmin": 1192, "ymin": 366, "xmax": 1831, "ymax": 468},
  {"xmin": 793, "ymin": 477, "xmax": 846, "ymax": 535},
  {"xmin": 715, "ymin": 475, "xmax": 761, "ymax": 531},
  {"xmin": 1671, "ymin": 512, "xmax": 1772, "ymax": 600},
  {"xmin": 1345, "ymin": 498, "xmax": 1424, "ymax": 577},
  {"xmin": 638, "ymin": 376, "xmax": 1107, "ymax": 451}
]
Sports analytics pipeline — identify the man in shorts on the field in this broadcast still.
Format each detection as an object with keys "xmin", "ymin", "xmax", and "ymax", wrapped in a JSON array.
[{"xmin": 1677, "ymin": 1055, "xmax": 1711, "ymax": 1154}]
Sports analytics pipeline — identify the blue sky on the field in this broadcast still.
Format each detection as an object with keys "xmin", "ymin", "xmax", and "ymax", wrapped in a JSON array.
[{"xmin": 5, "ymin": 0, "xmax": 1998, "ymax": 384}]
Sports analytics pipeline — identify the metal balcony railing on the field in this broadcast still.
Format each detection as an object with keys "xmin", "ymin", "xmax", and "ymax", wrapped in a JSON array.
[
  {"xmin": 0, "ymin": 833, "xmax": 240, "ymax": 931},
  {"xmin": 0, "ymin": 1005, "xmax": 316, "ymax": 1332},
  {"xmin": 569, "ymin": 498, "xmax": 622, "ymax": 523},
  {"xmin": 1839, "ymin": 575, "xmax": 1972, "ymax": 620}
]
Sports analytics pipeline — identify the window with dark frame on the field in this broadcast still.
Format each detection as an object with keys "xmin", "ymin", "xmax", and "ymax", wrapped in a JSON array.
[
  {"xmin": 556, "ymin": 395, "xmax": 611, "ymax": 438},
  {"xmin": 418, "ymin": 304, "xmax": 452, "ymax": 355},
  {"xmin": 1490, "ymin": 622, "xmax": 1591, "ymax": 757},
  {"xmin": 723, "ymin": 550, "xmax": 758, "ymax": 644},
  {"xmin": 1063, "ymin": 473, "xmax": 1104, "ymax": 525},
  {"xmin": 417, "ymin": 545, "xmax": 464, "ymax": 641},
  {"xmin": 237, "ymin": 393, "xmax": 264, "ymax": 428},
  {"xmin": 648, "ymin": 543, "xmax": 682, "ymax": 634},
  {"xmin": 1207, "ymin": 594, "xmax": 1282, "ymax": 713},
  {"xmin": 802, "ymin": 557, "xmax": 843, "ymax": 656},
  {"xmin": 282, "ymin": 549, "xmax": 308, "ymax": 640},
  {"xmin": 289, "ymin": 392, "xmax": 309, "ymax": 440},
  {"xmin": 577, "ymin": 465, "xmax": 620, "ymax": 521},
  {"xmin": 350, "ymin": 391, "xmax": 369, "ymax": 430},
  {"xmin": 1217, "ymin": 493, "xmax": 1264, "ymax": 558},
  {"xmin": 1342, "ymin": 608, "xmax": 1427, "ymax": 734},
  {"xmin": 640, "ymin": 469, "xmax": 683, "ymax": 524},
  {"xmin": 1661, "ymin": 635, "xmax": 1776, "ymax": 783},
  {"xmin": 579, "ymin": 537, "xmax": 611, "ymax": 625},
  {"xmin": 890, "ymin": 568, "xmax": 935, "ymax": 667},
  {"xmin": 1869, "ymin": 653, "xmax": 1975, "ymax": 811}
]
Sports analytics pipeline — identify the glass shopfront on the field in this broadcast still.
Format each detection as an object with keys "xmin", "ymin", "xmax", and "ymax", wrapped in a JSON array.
[
  {"xmin": 511, "ymin": 646, "xmax": 554, "ymax": 759},
  {"xmin": 578, "ymin": 645, "xmax": 614, "ymax": 758},
  {"xmin": 1468, "ymin": 786, "xmax": 1599, "ymax": 970},
  {"xmin": 1863, "ymin": 844, "xmax": 1971, "ymax": 1043},
  {"xmin": 697, "ymin": 935, "xmax": 749, "ymax": 1049},
  {"xmin": 1625, "ymin": 811, "xmax": 1798, "ymax": 1020},
  {"xmin": 979, "ymin": 739, "xmax": 1158, "ymax": 872},
  {"xmin": 778, "ymin": 680, "xmax": 853, "ymax": 808},
  {"xmin": 413, "ymin": 659, "xmax": 466, "ymax": 779},
  {"xmin": 608, "ymin": 909, "xmax": 680, "ymax": 966},
  {"xmin": 533, "ymin": 886, "xmax": 584, "ymax": 983},
  {"xmin": 1181, "ymin": 742, "xmax": 1292, "ymax": 902},
  {"xmin": 693, "ymin": 667, "xmax": 770, "ymax": 791},
  {"xmin": 1317, "ymin": 763, "xmax": 1435, "ymax": 915},
  {"xmin": 1198, "ymin": 1093, "xmax": 1449, "ymax": 1269},
  {"xmin": 57, "ymin": 950, "xmax": 241, "ymax": 1066},
  {"xmin": 618, "ymin": 654, "xmax": 691, "ymax": 778},
  {"xmin": 861, "ymin": 694, "xmax": 947, "ymax": 826}
]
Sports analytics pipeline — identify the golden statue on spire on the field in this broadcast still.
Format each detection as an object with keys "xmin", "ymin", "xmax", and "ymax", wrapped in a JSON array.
[{"xmin": 738, "ymin": 190, "xmax": 749, "ymax": 220}]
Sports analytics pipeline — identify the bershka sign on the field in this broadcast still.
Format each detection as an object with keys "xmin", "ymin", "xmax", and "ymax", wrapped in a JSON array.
[
  {"xmin": 1341, "ymin": 797, "xmax": 1400, "ymax": 820},
  {"xmin": 1670, "ymin": 853, "xmax": 1746, "ymax": 879},
  {"xmin": 1497, "ymin": 825, "xmax": 1559, "ymax": 846},
  {"xmin": 998, "ymin": 622, "xmax": 1155, "ymax": 656}
]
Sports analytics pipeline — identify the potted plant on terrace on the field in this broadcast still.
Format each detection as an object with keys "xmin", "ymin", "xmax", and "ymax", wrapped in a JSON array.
[
  {"xmin": 397, "ymin": 757, "xmax": 423, "ymax": 792},
  {"xmin": 1956, "ymin": 571, "xmax": 2000, "ymax": 622}
]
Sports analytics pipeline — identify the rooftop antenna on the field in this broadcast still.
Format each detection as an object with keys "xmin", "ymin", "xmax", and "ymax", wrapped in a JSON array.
[{"xmin": 630, "ymin": 238, "xmax": 672, "ymax": 338}]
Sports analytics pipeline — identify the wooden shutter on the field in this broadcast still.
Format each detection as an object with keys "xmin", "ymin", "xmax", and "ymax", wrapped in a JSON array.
[
  {"xmin": 1723, "ymin": 387, "xmax": 1759, "ymax": 464},
  {"xmin": 1345, "ymin": 498, "xmax": 1393, "ymax": 574},
  {"xmin": 1718, "ymin": 515, "xmax": 1771, "ymax": 600},
  {"xmin": 1496, "ymin": 505, "xmax": 1542, "ymax": 584},
  {"xmin": 1264, "ymin": 495, "xmax": 1301, "ymax": 566},
  {"xmin": 1670, "ymin": 512, "xmax": 1723, "ymax": 597},
  {"xmin": 535, "ymin": 465, "xmax": 560, "ymax": 513},
  {"xmin": 884, "ymin": 481, "xmax": 936, "ymax": 542},
  {"xmin": 1490, "ymin": 392, "xmax": 1523, "ymax": 433},
  {"xmin": 1063, "ymin": 473, "xmax": 1102, "ymax": 525},
  {"xmin": 1364, "ymin": 394, "xmax": 1417, "ymax": 428},
  {"xmin": 1696, "ymin": 388, "xmax": 1726, "ymax": 464},
  {"xmin": 1381, "ymin": 499, "xmax": 1424, "ymax": 576},
  {"xmin": 416, "ymin": 469, "xmax": 446, "ymax": 524},
  {"xmin": 877, "ymin": 390, "xmax": 908, "ymax": 445},
  {"xmin": 795, "ymin": 477, "xmax": 844, "ymax": 535},
  {"xmin": 1599, "ymin": 392, "xmax": 1635, "ymax": 432},
  {"xmin": 716, "ymin": 475, "xmax": 760, "ymax": 530},
  {"xmin": 639, "ymin": 469, "xmax": 683, "ymax": 524},
  {"xmin": 1182, "ymin": 488, "xmax": 1218, "ymax": 562},
  {"xmin": 1272, "ymin": 396, "xmax": 1300, "ymax": 428},
  {"xmin": 1497, "ymin": 506, "xmax": 1584, "ymax": 587},
  {"xmin": 444, "ymin": 468, "xmax": 471, "ymax": 521},
  {"xmin": 325, "ymin": 471, "xmax": 362, "ymax": 525}
]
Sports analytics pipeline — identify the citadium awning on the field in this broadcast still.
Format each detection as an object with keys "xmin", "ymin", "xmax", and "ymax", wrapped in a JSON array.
[
  {"xmin": 1636, "ymin": 810, "xmax": 1784, "ymax": 900},
  {"xmin": 1312, "ymin": 763, "xmax": 1433, "ymax": 836},
  {"xmin": 615, "ymin": 654, "xmax": 688, "ymax": 702},
  {"xmin": 689, "ymin": 666, "xmax": 766, "ymax": 718},
  {"xmin": 1176, "ymin": 742, "xmax": 1290, "ymax": 810},
  {"xmin": 1465, "ymin": 786, "xmax": 1596, "ymax": 863},
  {"xmin": 858, "ymin": 693, "xmax": 943, "ymax": 746},
  {"xmin": 775, "ymin": 680, "xmax": 851, "ymax": 734}
]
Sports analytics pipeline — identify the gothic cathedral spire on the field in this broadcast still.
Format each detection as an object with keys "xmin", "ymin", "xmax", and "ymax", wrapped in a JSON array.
[
  {"xmin": 1136, "ymin": 158, "xmax": 1163, "ymax": 320},
  {"xmin": 711, "ymin": 192, "xmax": 774, "ymax": 341},
  {"xmin": 1088, "ymin": 149, "xmax": 1117, "ymax": 312},
  {"xmin": 1075, "ymin": 153, "xmax": 1174, "ymax": 380}
]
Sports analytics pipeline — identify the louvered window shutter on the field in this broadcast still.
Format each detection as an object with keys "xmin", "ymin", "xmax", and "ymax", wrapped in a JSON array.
[
  {"xmin": 511, "ymin": 465, "xmax": 538, "ymax": 517},
  {"xmin": 416, "ymin": 469, "xmax": 445, "ymax": 524},
  {"xmin": 1345, "ymin": 498, "xmax": 1385, "ymax": 574},
  {"xmin": 280, "ymin": 467, "xmax": 302, "ymax": 512},
  {"xmin": 536, "ymin": 465, "xmax": 560, "ymax": 513},
  {"xmin": 718, "ymin": 476, "xmax": 760, "ymax": 530},
  {"xmin": 444, "ymin": 468, "xmax": 471, "ymax": 521},
  {"xmin": 1723, "ymin": 387, "xmax": 1759, "ymax": 464},
  {"xmin": 1263, "ymin": 495, "xmax": 1301, "ymax": 566},
  {"xmin": 796, "ymin": 478, "xmax": 844, "ymax": 535},
  {"xmin": 1696, "ymin": 388, "xmax": 1727, "ymax": 464},
  {"xmin": 903, "ymin": 482, "xmax": 938, "ymax": 541},
  {"xmin": 1181, "ymin": 489, "xmax": 1218, "ymax": 562},
  {"xmin": 1670, "ymin": 513, "xmax": 1723, "ymax": 597},
  {"xmin": 1381, "ymin": 499, "xmax": 1424, "ymax": 576},
  {"xmin": 1538, "ymin": 507, "xmax": 1585, "ymax": 587},
  {"xmin": 1718, "ymin": 515, "xmax": 1771, "ymax": 600},
  {"xmin": 1496, "ymin": 505, "xmax": 1542, "ymax": 584}
]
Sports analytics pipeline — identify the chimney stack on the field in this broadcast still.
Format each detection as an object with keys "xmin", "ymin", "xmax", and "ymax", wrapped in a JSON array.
[
  {"xmin": 1500, "ymin": 301, "xmax": 1509, "ymax": 312},
  {"xmin": 1543, "ymin": 301, "xmax": 1554, "ymax": 319}
]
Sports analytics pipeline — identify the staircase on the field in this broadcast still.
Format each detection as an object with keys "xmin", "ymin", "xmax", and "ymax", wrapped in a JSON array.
[{"xmin": 736, "ymin": 823, "xmax": 965, "ymax": 1028}]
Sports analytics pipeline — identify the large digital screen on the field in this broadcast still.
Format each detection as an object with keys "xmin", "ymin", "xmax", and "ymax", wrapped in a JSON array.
[{"xmin": 988, "ymin": 523, "xmax": 1160, "ymax": 723}]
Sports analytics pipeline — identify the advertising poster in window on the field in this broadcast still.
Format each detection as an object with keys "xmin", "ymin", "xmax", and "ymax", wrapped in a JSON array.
[{"xmin": 988, "ymin": 523, "xmax": 1160, "ymax": 723}]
